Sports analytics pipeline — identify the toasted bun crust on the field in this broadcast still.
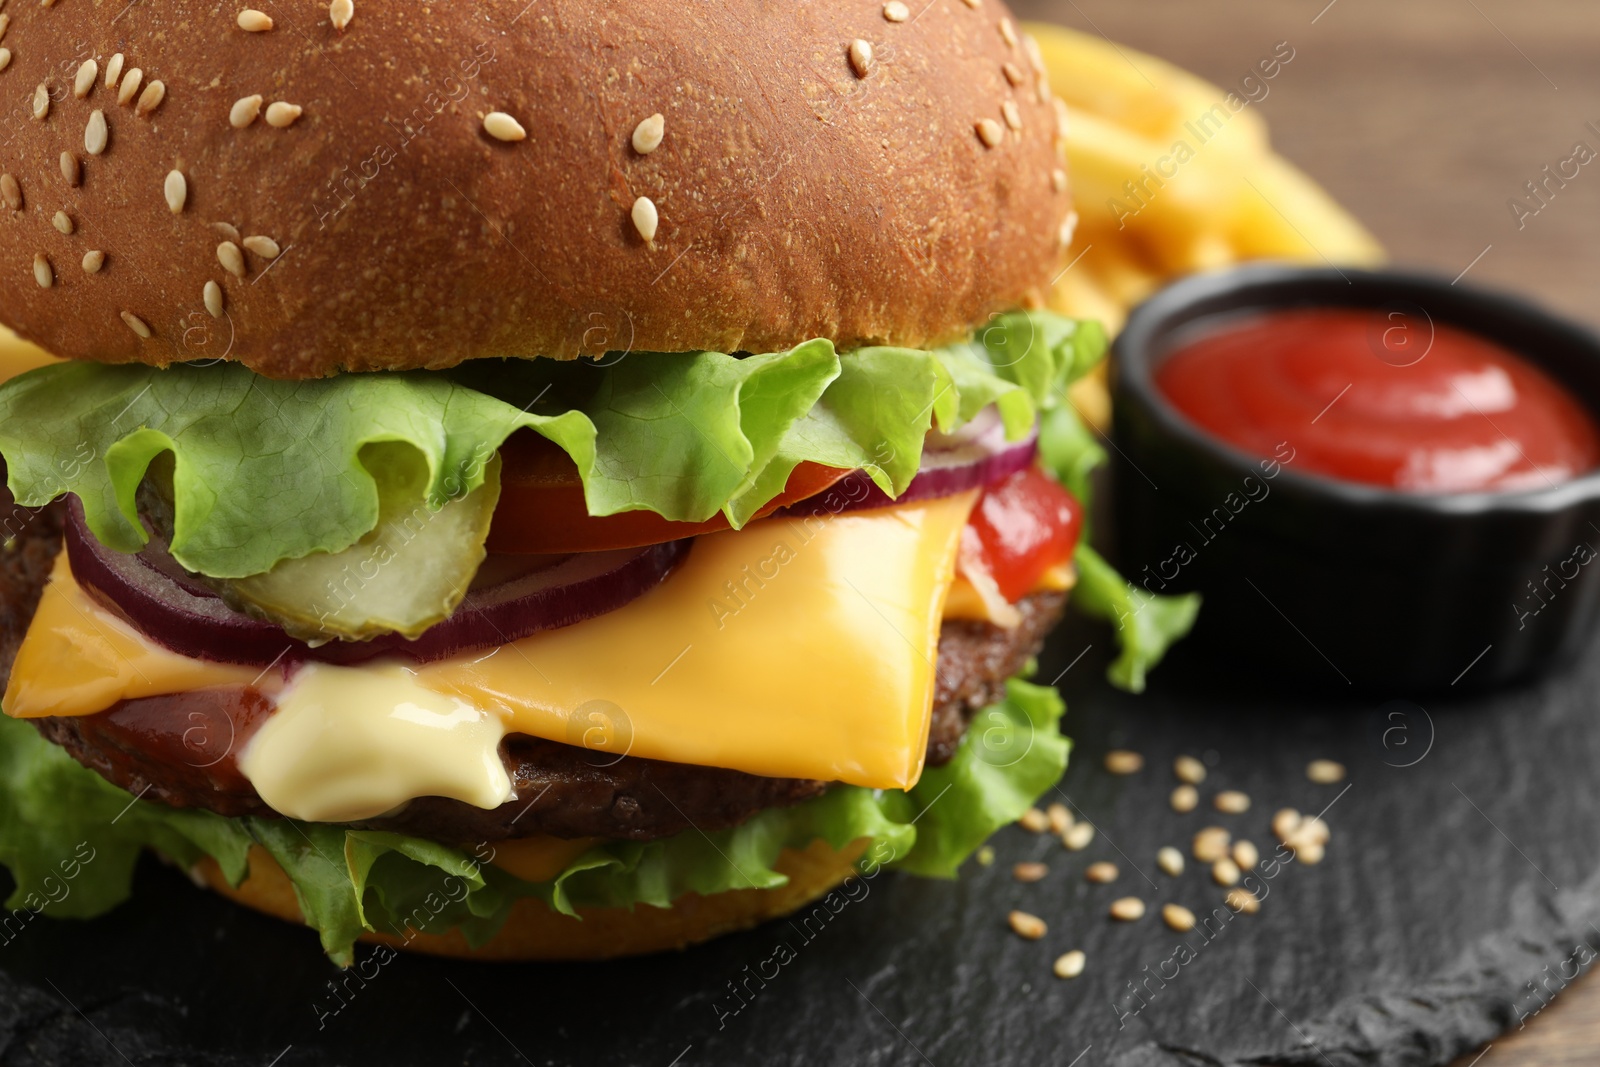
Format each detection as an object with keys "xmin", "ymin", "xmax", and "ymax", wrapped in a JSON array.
[
  {"xmin": 193, "ymin": 838, "xmax": 870, "ymax": 961},
  {"xmin": 0, "ymin": 1, "xmax": 1069, "ymax": 379}
]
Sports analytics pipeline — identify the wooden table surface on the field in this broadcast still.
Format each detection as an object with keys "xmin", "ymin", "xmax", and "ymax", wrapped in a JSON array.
[{"xmin": 1011, "ymin": 0, "xmax": 1600, "ymax": 1062}]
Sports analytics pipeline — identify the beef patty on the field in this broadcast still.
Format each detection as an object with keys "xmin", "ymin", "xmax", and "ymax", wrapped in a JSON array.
[{"xmin": 1, "ymin": 494, "xmax": 1067, "ymax": 845}]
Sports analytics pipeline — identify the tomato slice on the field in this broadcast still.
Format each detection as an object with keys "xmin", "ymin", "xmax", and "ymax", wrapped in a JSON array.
[
  {"xmin": 963, "ymin": 465, "xmax": 1083, "ymax": 602},
  {"xmin": 487, "ymin": 431, "xmax": 850, "ymax": 553}
]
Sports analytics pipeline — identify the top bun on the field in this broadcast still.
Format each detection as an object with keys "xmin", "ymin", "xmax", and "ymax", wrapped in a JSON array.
[{"xmin": 0, "ymin": 0, "xmax": 1071, "ymax": 378}]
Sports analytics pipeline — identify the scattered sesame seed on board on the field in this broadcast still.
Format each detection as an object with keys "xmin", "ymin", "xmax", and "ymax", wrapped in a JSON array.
[
  {"xmin": 1225, "ymin": 887, "xmax": 1260, "ymax": 914},
  {"xmin": 1008, "ymin": 910, "xmax": 1047, "ymax": 940},
  {"xmin": 630, "ymin": 195, "xmax": 659, "ymax": 243},
  {"xmin": 84, "ymin": 110, "xmax": 108, "ymax": 155},
  {"xmin": 1232, "ymin": 839, "xmax": 1259, "ymax": 871},
  {"xmin": 1062, "ymin": 821, "xmax": 1094, "ymax": 851},
  {"xmin": 1109, "ymin": 897, "xmax": 1145, "ymax": 922},
  {"xmin": 0, "ymin": 173, "xmax": 19, "ymax": 210},
  {"xmin": 1192, "ymin": 826, "xmax": 1230, "ymax": 863},
  {"xmin": 1012, "ymin": 861, "xmax": 1047, "ymax": 884},
  {"xmin": 1212, "ymin": 857, "xmax": 1241, "ymax": 886},
  {"xmin": 136, "ymin": 81, "xmax": 167, "ymax": 116},
  {"xmin": 73, "ymin": 58, "xmax": 97, "ymax": 98},
  {"xmin": 204, "ymin": 280, "xmax": 224, "ymax": 318},
  {"xmin": 1170, "ymin": 784, "xmax": 1199, "ymax": 813},
  {"xmin": 1293, "ymin": 838, "xmax": 1327, "ymax": 865},
  {"xmin": 243, "ymin": 235, "xmax": 280, "ymax": 259},
  {"xmin": 1307, "ymin": 759, "xmax": 1346, "ymax": 784},
  {"xmin": 106, "ymin": 53, "xmax": 124, "ymax": 90},
  {"xmin": 1001, "ymin": 100, "xmax": 1021, "ymax": 131},
  {"xmin": 975, "ymin": 118, "xmax": 1003, "ymax": 148},
  {"xmin": 1161, "ymin": 903, "xmax": 1196, "ymax": 932},
  {"xmin": 1002, "ymin": 61, "xmax": 1024, "ymax": 87},
  {"xmin": 1052, "ymin": 950, "xmax": 1086, "ymax": 979},
  {"xmin": 976, "ymin": 845, "xmax": 995, "ymax": 866},
  {"xmin": 847, "ymin": 39, "xmax": 873, "ymax": 79},
  {"xmin": 30, "ymin": 83, "xmax": 47, "ymax": 120},
  {"xmin": 1298, "ymin": 816, "xmax": 1331, "ymax": 845},
  {"xmin": 32, "ymin": 253, "xmax": 51, "ymax": 288},
  {"xmin": 237, "ymin": 8, "xmax": 273, "ymax": 31},
  {"xmin": 51, "ymin": 210, "xmax": 71, "ymax": 234},
  {"xmin": 120, "ymin": 311, "xmax": 152, "ymax": 339},
  {"xmin": 330, "ymin": 0, "xmax": 354, "ymax": 32},
  {"xmin": 0, "ymin": 49, "xmax": 10, "ymax": 74},
  {"xmin": 230, "ymin": 94, "xmax": 263, "ymax": 128},
  {"xmin": 81, "ymin": 250, "xmax": 105, "ymax": 273},
  {"xmin": 164, "ymin": 170, "xmax": 187, "ymax": 214},
  {"xmin": 1156, "ymin": 846, "xmax": 1184, "ymax": 877},
  {"xmin": 1174, "ymin": 755, "xmax": 1206, "ymax": 784},
  {"xmin": 882, "ymin": 1, "xmax": 909, "ymax": 22},
  {"xmin": 1085, "ymin": 861, "xmax": 1118, "ymax": 884},
  {"xmin": 60, "ymin": 152, "xmax": 78, "ymax": 186},
  {"xmin": 217, "ymin": 240, "xmax": 246, "ymax": 278},
  {"xmin": 1017, "ymin": 807, "xmax": 1048, "ymax": 833},
  {"xmin": 1045, "ymin": 802, "xmax": 1072, "ymax": 834},
  {"xmin": 482, "ymin": 111, "xmax": 525, "ymax": 142},
  {"xmin": 265, "ymin": 101, "xmax": 302, "ymax": 127},
  {"xmin": 631, "ymin": 113, "xmax": 664, "ymax": 154},
  {"xmin": 117, "ymin": 68, "xmax": 143, "ymax": 107},
  {"xmin": 1214, "ymin": 790, "xmax": 1251, "ymax": 814},
  {"xmin": 1104, "ymin": 750, "xmax": 1143, "ymax": 775},
  {"xmin": 1272, "ymin": 808, "xmax": 1302, "ymax": 841},
  {"xmin": 998, "ymin": 17, "xmax": 1018, "ymax": 47}
]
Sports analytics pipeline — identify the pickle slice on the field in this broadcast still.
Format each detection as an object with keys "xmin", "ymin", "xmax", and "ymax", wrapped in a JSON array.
[{"xmin": 223, "ymin": 444, "xmax": 502, "ymax": 643}]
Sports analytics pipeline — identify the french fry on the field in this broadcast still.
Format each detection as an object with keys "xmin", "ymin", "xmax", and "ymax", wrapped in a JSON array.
[{"xmin": 1226, "ymin": 153, "xmax": 1385, "ymax": 266}]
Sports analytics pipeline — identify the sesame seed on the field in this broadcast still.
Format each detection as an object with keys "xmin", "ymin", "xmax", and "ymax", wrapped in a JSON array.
[
  {"xmin": 0, "ymin": 14, "xmax": 8, "ymax": 41},
  {"xmin": 998, "ymin": 17, "xmax": 1017, "ymax": 47},
  {"xmin": 84, "ymin": 109, "xmax": 108, "ymax": 155},
  {"xmin": 976, "ymin": 845, "xmax": 995, "ymax": 866},
  {"xmin": 81, "ymin": 250, "xmax": 104, "ymax": 273},
  {"xmin": 229, "ymin": 94, "xmax": 263, "ymax": 128},
  {"xmin": 1212, "ymin": 857, "xmax": 1241, "ymax": 886},
  {"xmin": 1173, "ymin": 755, "xmax": 1206, "ymax": 784},
  {"xmin": 1109, "ymin": 897, "xmax": 1145, "ymax": 922},
  {"xmin": 237, "ymin": 8, "xmax": 273, "ymax": 31},
  {"xmin": 847, "ymin": 38, "xmax": 873, "ymax": 78},
  {"xmin": 1084, "ymin": 861, "xmax": 1118, "ymax": 884},
  {"xmin": 203, "ymin": 280, "xmax": 224, "ymax": 318},
  {"xmin": 242, "ymin": 235, "xmax": 280, "ymax": 259},
  {"xmin": 0, "ymin": 173, "xmax": 19, "ymax": 210},
  {"xmin": 51, "ymin": 210, "xmax": 71, "ymax": 234},
  {"xmin": 882, "ymin": 0, "xmax": 909, "ymax": 21},
  {"xmin": 106, "ymin": 53, "xmax": 124, "ymax": 90},
  {"xmin": 1051, "ymin": 168, "xmax": 1068, "ymax": 193},
  {"xmin": 1002, "ymin": 61, "xmax": 1024, "ymax": 86},
  {"xmin": 1024, "ymin": 36, "xmax": 1047, "ymax": 76},
  {"xmin": 631, "ymin": 195, "xmax": 659, "ymax": 243},
  {"xmin": 1017, "ymin": 807, "xmax": 1048, "ymax": 833},
  {"xmin": 329, "ymin": 0, "xmax": 354, "ymax": 31},
  {"xmin": 117, "ymin": 68, "xmax": 143, "ymax": 107},
  {"xmin": 1307, "ymin": 759, "xmax": 1346, "ymax": 784},
  {"xmin": 631, "ymin": 112, "xmax": 664, "ymax": 154},
  {"xmin": 1170, "ymin": 784, "xmax": 1199, "ymax": 813},
  {"xmin": 1001, "ymin": 100, "xmax": 1022, "ymax": 131},
  {"xmin": 60, "ymin": 152, "xmax": 79, "ymax": 187},
  {"xmin": 1052, "ymin": 950, "xmax": 1085, "ymax": 979},
  {"xmin": 960, "ymin": 0, "xmax": 979, "ymax": 8},
  {"xmin": 73, "ymin": 58, "xmax": 97, "ymax": 98},
  {"xmin": 1061, "ymin": 821, "xmax": 1094, "ymax": 851},
  {"xmin": 120, "ymin": 311, "xmax": 151, "ymax": 339},
  {"xmin": 1162, "ymin": 903, "xmax": 1196, "ymax": 932},
  {"xmin": 1214, "ymin": 790, "xmax": 1251, "ymax": 814},
  {"xmin": 30, "ymin": 83, "xmax": 47, "ymax": 120},
  {"xmin": 0, "ymin": 48, "xmax": 11, "ymax": 75},
  {"xmin": 1292, "ymin": 838, "xmax": 1327, "ymax": 865},
  {"xmin": 1045, "ymin": 802, "xmax": 1072, "ymax": 834},
  {"xmin": 213, "ymin": 221, "xmax": 242, "ymax": 243},
  {"xmin": 1053, "ymin": 97, "xmax": 1071, "ymax": 139},
  {"xmin": 1225, "ymin": 887, "xmax": 1261, "ymax": 914},
  {"xmin": 32, "ymin": 253, "xmax": 51, "ymax": 288},
  {"xmin": 265, "ymin": 101, "xmax": 302, "ymax": 128},
  {"xmin": 217, "ymin": 240, "xmax": 246, "ymax": 278},
  {"xmin": 1061, "ymin": 210, "xmax": 1079, "ymax": 247},
  {"xmin": 1104, "ymin": 749, "xmax": 1143, "ymax": 775},
  {"xmin": 135, "ymin": 80, "xmax": 166, "ymax": 116},
  {"xmin": 1232, "ymin": 839, "xmax": 1260, "ymax": 871},
  {"xmin": 1008, "ymin": 910, "xmax": 1047, "ymax": 940},
  {"xmin": 1272, "ymin": 808, "xmax": 1302, "ymax": 841},
  {"xmin": 1012, "ymin": 861, "xmax": 1047, "ymax": 884},
  {"xmin": 482, "ymin": 110, "xmax": 525, "ymax": 142},
  {"xmin": 164, "ymin": 170, "xmax": 186, "ymax": 214},
  {"xmin": 1192, "ymin": 826, "xmax": 1230, "ymax": 863},
  {"xmin": 1156, "ymin": 846, "xmax": 1184, "ymax": 877}
]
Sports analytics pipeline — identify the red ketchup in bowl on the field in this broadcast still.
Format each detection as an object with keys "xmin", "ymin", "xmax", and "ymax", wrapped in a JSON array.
[{"xmin": 1155, "ymin": 308, "xmax": 1600, "ymax": 492}]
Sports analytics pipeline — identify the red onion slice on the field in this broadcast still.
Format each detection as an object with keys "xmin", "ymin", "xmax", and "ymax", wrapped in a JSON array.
[{"xmin": 63, "ymin": 497, "xmax": 690, "ymax": 668}]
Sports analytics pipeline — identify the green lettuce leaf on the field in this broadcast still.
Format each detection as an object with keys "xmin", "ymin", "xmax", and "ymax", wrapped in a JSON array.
[
  {"xmin": 0, "ymin": 679, "xmax": 1065, "ymax": 964},
  {"xmin": 1071, "ymin": 545, "xmax": 1201, "ymax": 693}
]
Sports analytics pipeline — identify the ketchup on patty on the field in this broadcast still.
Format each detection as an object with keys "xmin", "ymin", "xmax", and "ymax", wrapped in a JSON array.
[{"xmin": 1155, "ymin": 308, "xmax": 1600, "ymax": 493}]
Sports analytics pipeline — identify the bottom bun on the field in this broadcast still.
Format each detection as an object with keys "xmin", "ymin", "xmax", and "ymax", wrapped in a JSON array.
[{"xmin": 192, "ymin": 837, "xmax": 870, "ymax": 962}]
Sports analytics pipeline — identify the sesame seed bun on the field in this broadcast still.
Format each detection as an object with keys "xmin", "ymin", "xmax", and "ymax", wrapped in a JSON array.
[
  {"xmin": 192, "ymin": 838, "xmax": 871, "ymax": 961},
  {"xmin": 0, "ymin": 0, "xmax": 1070, "ymax": 379}
]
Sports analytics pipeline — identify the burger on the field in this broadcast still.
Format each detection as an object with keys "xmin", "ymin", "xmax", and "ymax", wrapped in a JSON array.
[{"xmin": 0, "ymin": 0, "xmax": 1194, "ymax": 963}]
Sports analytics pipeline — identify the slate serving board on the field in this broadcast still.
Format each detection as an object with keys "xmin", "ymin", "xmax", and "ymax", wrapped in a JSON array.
[{"xmin": 3, "ymin": 607, "xmax": 1598, "ymax": 1067}]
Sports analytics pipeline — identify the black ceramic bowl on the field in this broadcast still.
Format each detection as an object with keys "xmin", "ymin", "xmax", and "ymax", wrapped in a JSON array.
[{"xmin": 1111, "ymin": 263, "xmax": 1600, "ymax": 693}]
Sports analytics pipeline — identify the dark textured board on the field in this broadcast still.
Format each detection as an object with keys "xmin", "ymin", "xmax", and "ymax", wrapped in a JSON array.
[{"xmin": 3, "ymin": 611, "xmax": 1599, "ymax": 1067}]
